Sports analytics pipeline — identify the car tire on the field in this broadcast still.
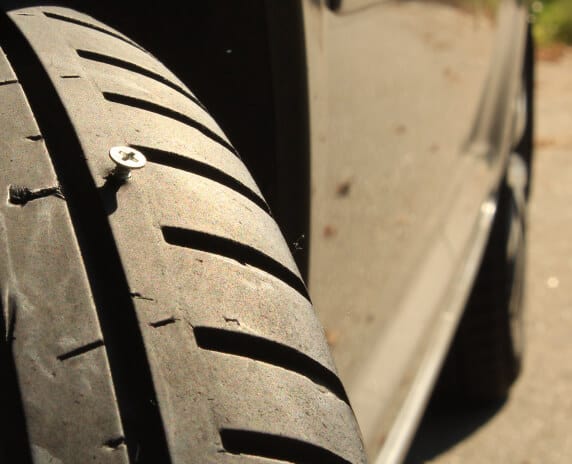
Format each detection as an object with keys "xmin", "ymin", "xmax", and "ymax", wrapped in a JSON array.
[
  {"xmin": 435, "ymin": 25, "xmax": 533, "ymax": 405},
  {"xmin": 0, "ymin": 6, "xmax": 366, "ymax": 463},
  {"xmin": 438, "ymin": 176, "xmax": 526, "ymax": 403}
]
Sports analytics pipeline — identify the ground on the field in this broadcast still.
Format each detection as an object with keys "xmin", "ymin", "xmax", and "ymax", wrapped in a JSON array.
[{"xmin": 406, "ymin": 49, "xmax": 572, "ymax": 463}]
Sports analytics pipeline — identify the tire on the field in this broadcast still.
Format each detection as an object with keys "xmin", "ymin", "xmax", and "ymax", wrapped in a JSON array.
[
  {"xmin": 437, "ymin": 177, "xmax": 526, "ymax": 403},
  {"xmin": 435, "ymin": 26, "xmax": 533, "ymax": 405},
  {"xmin": 0, "ymin": 6, "xmax": 365, "ymax": 464}
]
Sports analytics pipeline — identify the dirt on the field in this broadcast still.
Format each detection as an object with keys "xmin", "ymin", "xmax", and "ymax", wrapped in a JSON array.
[{"xmin": 406, "ymin": 50, "xmax": 572, "ymax": 463}]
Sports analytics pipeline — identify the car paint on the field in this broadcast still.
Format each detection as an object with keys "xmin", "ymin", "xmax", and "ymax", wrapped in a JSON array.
[{"xmin": 302, "ymin": 0, "xmax": 528, "ymax": 460}]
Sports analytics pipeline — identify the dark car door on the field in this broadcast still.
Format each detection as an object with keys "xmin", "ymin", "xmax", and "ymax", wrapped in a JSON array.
[{"xmin": 303, "ymin": 0, "xmax": 528, "ymax": 459}]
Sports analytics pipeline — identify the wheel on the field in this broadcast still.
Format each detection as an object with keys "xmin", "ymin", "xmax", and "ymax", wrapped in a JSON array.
[
  {"xmin": 438, "ymin": 176, "xmax": 526, "ymax": 402},
  {"xmin": 435, "ymin": 25, "xmax": 533, "ymax": 405},
  {"xmin": 0, "ymin": 6, "xmax": 366, "ymax": 463}
]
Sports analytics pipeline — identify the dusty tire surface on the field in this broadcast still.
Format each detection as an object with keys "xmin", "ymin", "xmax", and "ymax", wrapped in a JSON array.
[{"xmin": 0, "ymin": 6, "xmax": 365, "ymax": 463}]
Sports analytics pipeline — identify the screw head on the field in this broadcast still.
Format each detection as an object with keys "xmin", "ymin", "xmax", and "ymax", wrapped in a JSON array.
[{"xmin": 109, "ymin": 146, "xmax": 146, "ymax": 180}]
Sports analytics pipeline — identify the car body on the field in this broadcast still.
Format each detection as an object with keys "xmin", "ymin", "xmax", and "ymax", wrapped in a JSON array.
[{"xmin": 304, "ymin": 1, "xmax": 530, "ymax": 461}]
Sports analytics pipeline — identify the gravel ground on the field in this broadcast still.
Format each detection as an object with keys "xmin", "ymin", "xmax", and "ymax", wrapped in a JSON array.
[{"xmin": 405, "ymin": 50, "xmax": 572, "ymax": 463}]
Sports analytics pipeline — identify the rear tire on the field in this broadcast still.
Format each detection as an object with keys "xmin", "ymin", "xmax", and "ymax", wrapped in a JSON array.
[
  {"xmin": 436, "ymin": 26, "xmax": 533, "ymax": 403},
  {"xmin": 438, "ymin": 177, "xmax": 526, "ymax": 402},
  {"xmin": 0, "ymin": 6, "xmax": 365, "ymax": 463}
]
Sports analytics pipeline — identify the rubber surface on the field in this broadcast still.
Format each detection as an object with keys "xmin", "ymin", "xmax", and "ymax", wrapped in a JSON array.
[
  {"xmin": 439, "ymin": 181, "xmax": 525, "ymax": 402},
  {"xmin": 0, "ymin": 6, "xmax": 365, "ymax": 463}
]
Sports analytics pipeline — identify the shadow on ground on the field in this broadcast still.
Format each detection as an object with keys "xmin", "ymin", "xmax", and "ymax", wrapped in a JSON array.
[{"xmin": 404, "ymin": 397, "xmax": 506, "ymax": 463}]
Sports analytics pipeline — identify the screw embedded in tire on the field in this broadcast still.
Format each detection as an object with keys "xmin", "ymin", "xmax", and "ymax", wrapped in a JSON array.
[{"xmin": 109, "ymin": 146, "xmax": 146, "ymax": 180}]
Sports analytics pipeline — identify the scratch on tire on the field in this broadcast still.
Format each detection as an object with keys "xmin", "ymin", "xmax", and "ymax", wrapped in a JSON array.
[
  {"xmin": 223, "ymin": 316, "xmax": 240, "ymax": 326},
  {"xmin": 57, "ymin": 339, "xmax": 104, "ymax": 361},
  {"xmin": 149, "ymin": 317, "xmax": 178, "ymax": 328},
  {"xmin": 130, "ymin": 292, "xmax": 155, "ymax": 301},
  {"xmin": 5, "ymin": 294, "xmax": 17, "ymax": 344},
  {"xmin": 103, "ymin": 436, "xmax": 126, "ymax": 450},
  {"xmin": 9, "ymin": 185, "xmax": 64, "ymax": 205}
]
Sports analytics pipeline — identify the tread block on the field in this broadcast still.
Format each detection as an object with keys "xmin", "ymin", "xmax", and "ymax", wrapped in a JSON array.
[
  {"xmin": 201, "ymin": 351, "xmax": 365, "ymax": 463},
  {"xmin": 3, "ymin": 7, "xmax": 367, "ymax": 463},
  {"xmin": 0, "ymin": 71, "xmax": 126, "ymax": 462}
]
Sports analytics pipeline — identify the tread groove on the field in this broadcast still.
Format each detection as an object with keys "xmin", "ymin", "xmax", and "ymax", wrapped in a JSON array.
[
  {"xmin": 0, "ymin": 13, "xmax": 171, "ymax": 463},
  {"xmin": 0, "ymin": 295, "xmax": 33, "ymax": 463},
  {"xmin": 103, "ymin": 92, "xmax": 238, "ymax": 156},
  {"xmin": 76, "ymin": 49, "xmax": 204, "ymax": 108},
  {"xmin": 220, "ymin": 429, "xmax": 352, "ymax": 464},
  {"xmin": 194, "ymin": 327, "xmax": 348, "ymax": 404},
  {"xmin": 57, "ymin": 339, "xmax": 104, "ymax": 361},
  {"xmin": 161, "ymin": 226, "xmax": 309, "ymax": 301},
  {"xmin": 43, "ymin": 12, "xmax": 144, "ymax": 51},
  {"xmin": 132, "ymin": 145, "xmax": 270, "ymax": 214}
]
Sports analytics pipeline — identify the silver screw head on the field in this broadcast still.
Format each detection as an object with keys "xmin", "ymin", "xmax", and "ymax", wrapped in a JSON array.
[{"xmin": 109, "ymin": 146, "xmax": 146, "ymax": 180}]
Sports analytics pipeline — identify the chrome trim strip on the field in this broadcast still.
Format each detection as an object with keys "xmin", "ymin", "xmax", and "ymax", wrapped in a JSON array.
[{"xmin": 373, "ymin": 198, "xmax": 497, "ymax": 464}]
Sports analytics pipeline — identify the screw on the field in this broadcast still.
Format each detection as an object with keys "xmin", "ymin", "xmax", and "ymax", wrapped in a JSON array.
[{"xmin": 109, "ymin": 146, "xmax": 146, "ymax": 180}]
